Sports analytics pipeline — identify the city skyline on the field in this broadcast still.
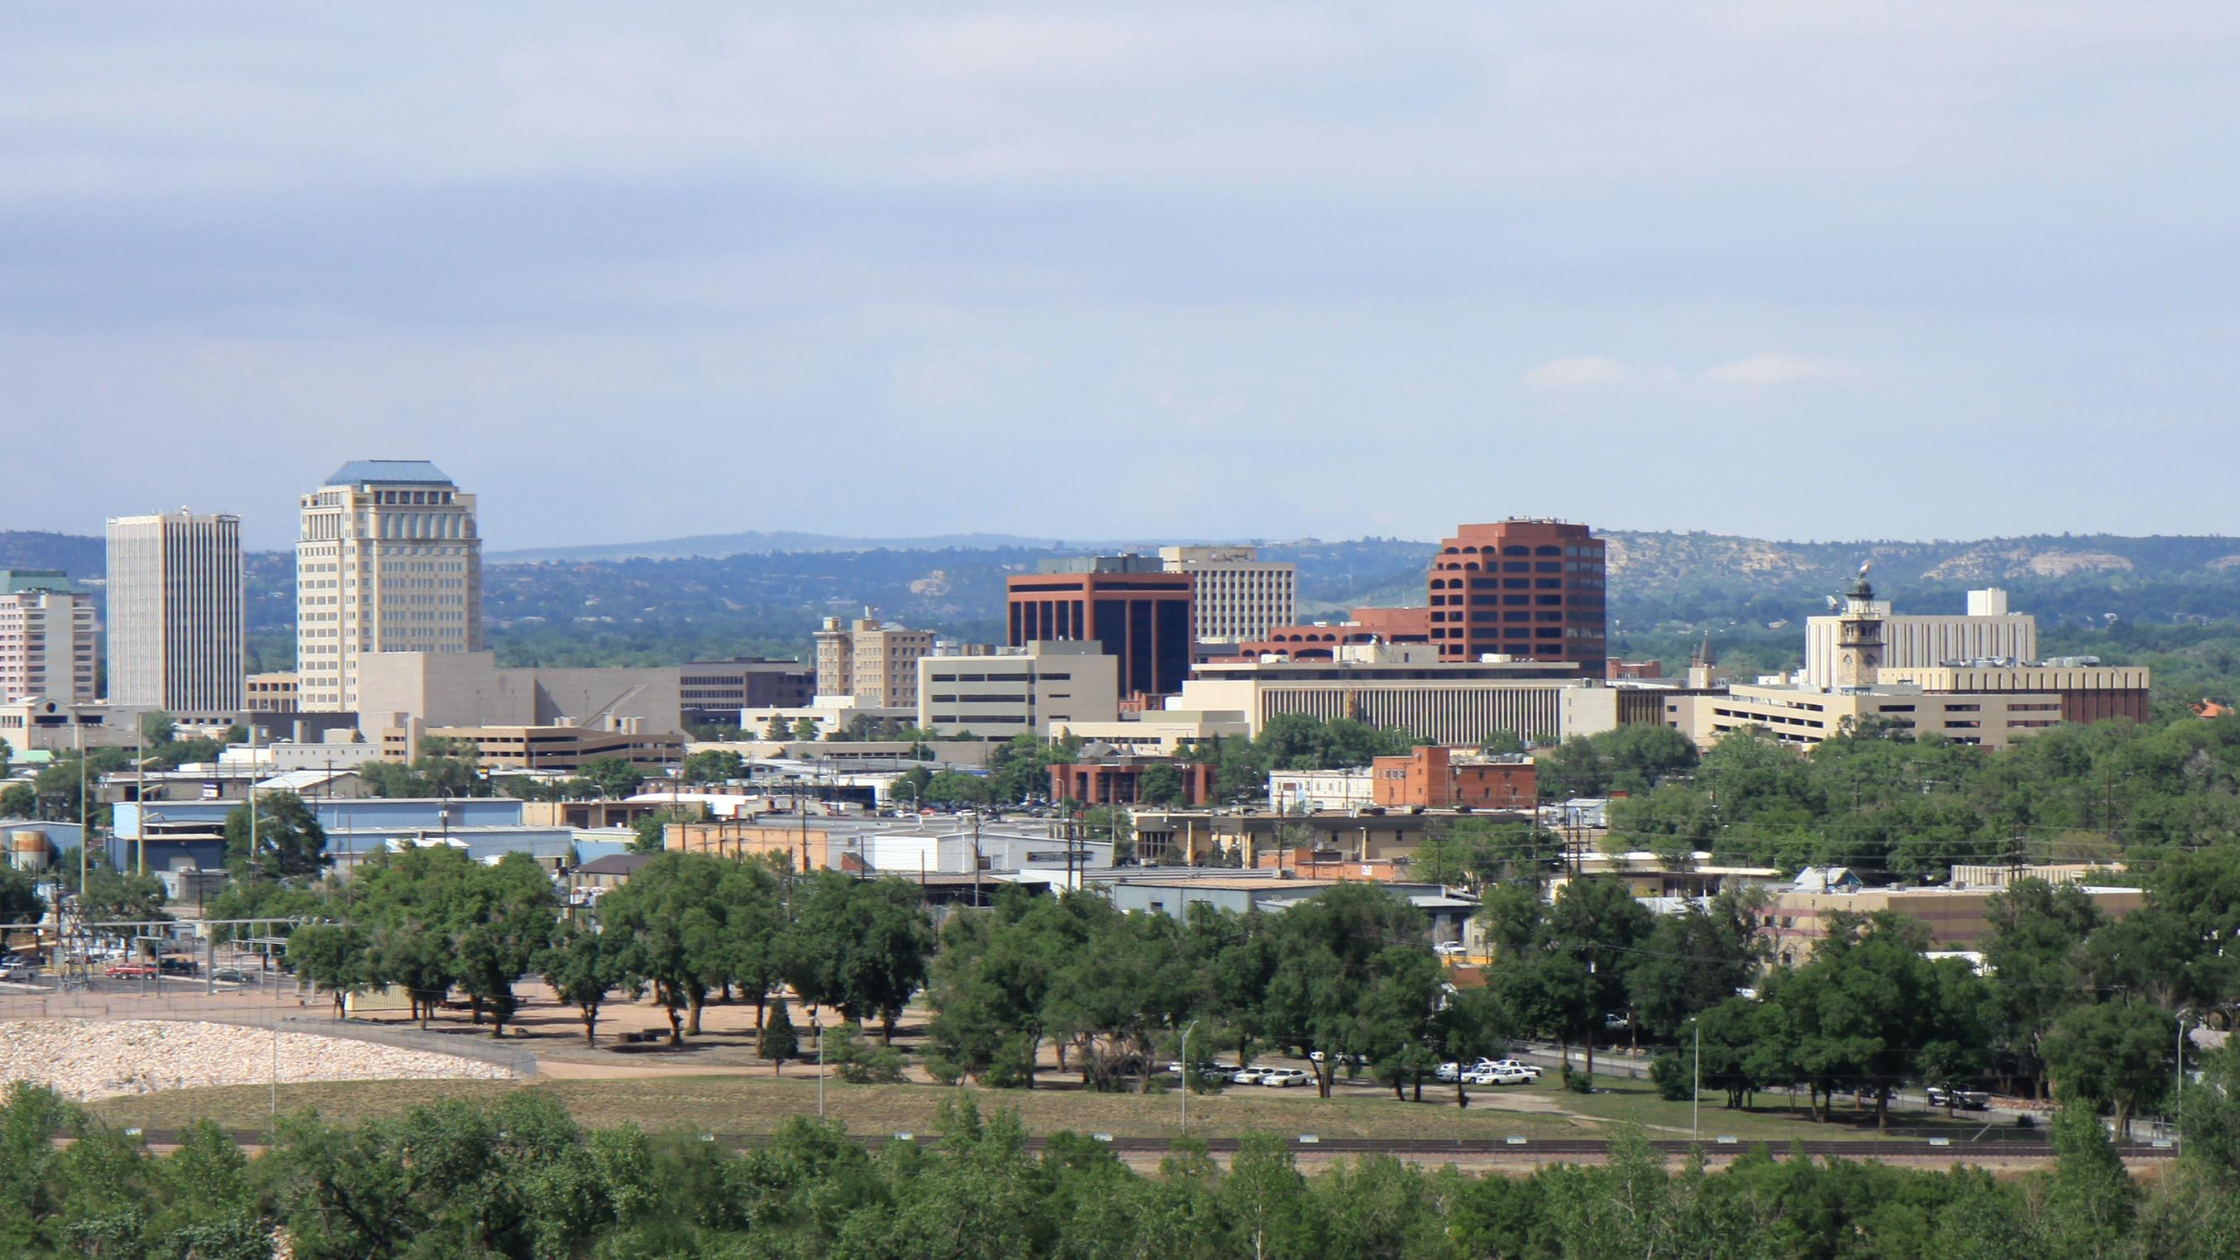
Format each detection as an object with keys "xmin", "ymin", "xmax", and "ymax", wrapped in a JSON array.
[{"xmin": 7, "ymin": 4, "xmax": 2239, "ymax": 550}]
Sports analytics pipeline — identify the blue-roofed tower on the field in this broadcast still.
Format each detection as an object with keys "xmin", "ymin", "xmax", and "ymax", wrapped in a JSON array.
[{"xmin": 296, "ymin": 459, "xmax": 481, "ymax": 711}]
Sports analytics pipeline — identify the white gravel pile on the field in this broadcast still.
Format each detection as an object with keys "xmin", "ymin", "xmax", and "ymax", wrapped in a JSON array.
[{"xmin": 0, "ymin": 1020, "xmax": 515, "ymax": 1100}]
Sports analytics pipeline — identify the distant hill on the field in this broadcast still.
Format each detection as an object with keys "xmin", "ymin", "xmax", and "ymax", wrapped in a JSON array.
[
  {"xmin": 0, "ymin": 531, "xmax": 105, "ymax": 578},
  {"xmin": 490, "ymin": 531, "xmax": 1195, "ymax": 563},
  {"xmin": 21, "ymin": 526, "xmax": 2240, "ymax": 668}
]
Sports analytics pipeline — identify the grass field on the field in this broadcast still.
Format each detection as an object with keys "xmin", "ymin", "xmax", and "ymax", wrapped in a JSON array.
[{"xmin": 85, "ymin": 1071, "xmax": 2003, "ymax": 1148}]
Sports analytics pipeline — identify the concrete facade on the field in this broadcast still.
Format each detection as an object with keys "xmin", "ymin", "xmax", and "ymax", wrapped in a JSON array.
[
  {"xmin": 1176, "ymin": 644, "xmax": 1590, "ymax": 746},
  {"xmin": 1803, "ymin": 590, "xmax": 2038, "ymax": 690},
  {"xmin": 0, "ymin": 572, "xmax": 97, "ymax": 705},
  {"xmin": 813, "ymin": 616, "xmax": 935, "ymax": 709},
  {"xmin": 1157, "ymin": 545, "xmax": 1296, "ymax": 644},
  {"xmin": 105, "ymin": 511, "xmax": 244, "ymax": 718},
  {"xmin": 353, "ymin": 650, "xmax": 682, "ymax": 734},
  {"xmin": 1668, "ymin": 683, "xmax": 2067, "ymax": 751},
  {"xmin": 679, "ymin": 657, "xmax": 812, "ymax": 726},
  {"xmin": 295, "ymin": 461, "xmax": 482, "ymax": 711},
  {"xmin": 917, "ymin": 641, "xmax": 1119, "ymax": 734},
  {"xmin": 244, "ymin": 672, "xmax": 299, "ymax": 712}
]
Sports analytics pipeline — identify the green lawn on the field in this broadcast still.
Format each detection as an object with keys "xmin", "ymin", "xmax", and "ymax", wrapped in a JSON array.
[{"xmin": 87, "ymin": 1071, "xmax": 1997, "ymax": 1148}]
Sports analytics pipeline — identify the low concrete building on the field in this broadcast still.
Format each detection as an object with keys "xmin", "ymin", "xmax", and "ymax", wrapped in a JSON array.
[
  {"xmin": 0, "ymin": 698, "xmax": 148, "ymax": 755},
  {"xmin": 1048, "ymin": 757, "xmax": 1216, "ymax": 807},
  {"xmin": 1758, "ymin": 883, "xmax": 2146, "ymax": 964},
  {"xmin": 1667, "ymin": 683, "xmax": 2068, "ymax": 751},
  {"xmin": 1370, "ymin": 746, "xmax": 1535, "ymax": 810},
  {"xmin": 354, "ymin": 650, "xmax": 683, "ymax": 736},
  {"xmin": 1268, "ymin": 769, "xmax": 1374, "ymax": 812},
  {"xmin": 917, "ymin": 641, "xmax": 1119, "ymax": 735},
  {"xmin": 1177, "ymin": 643, "xmax": 1595, "ymax": 746},
  {"xmin": 1100, "ymin": 870, "xmax": 1476, "ymax": 945},
  {"xmin": 1048, "ymin": 710, "xmax": 1251, "ymax": 754},
  {"xmin": 379, "ymin": 721, "xmax": 683, "ymax": 771},
  {"xmin": 244, "ymin": 671, "xmax": 300, "ymax": 712}
]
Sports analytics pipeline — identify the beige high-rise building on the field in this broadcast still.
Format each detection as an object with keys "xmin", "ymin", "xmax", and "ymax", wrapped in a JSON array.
[
  {"xmin": 296, "ymin": 461, "xmax": 482, "ymax": 712},
  {"xmin": 812, "ymin": 615, "xmax": 934, "ymax": 709},
  {"xmin": 105, "ymin": 510, "xmax": 244, "ymax": 718},
  {"xmin": 0, "ymin": 571, "xmax": 96, "ymax": 704},
  {"xmin": 1158, "ymin": 545, "xmax": 1295, "ymax": 644}
]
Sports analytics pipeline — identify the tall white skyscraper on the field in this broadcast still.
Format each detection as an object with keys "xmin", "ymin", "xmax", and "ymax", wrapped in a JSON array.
[
  {"xmin": 105, "ymin": 510, "xmax": 245, "ymax": 718},
  {"xmin": 296, "ymin": 461, "xmax": 482, "ymax": 712}
]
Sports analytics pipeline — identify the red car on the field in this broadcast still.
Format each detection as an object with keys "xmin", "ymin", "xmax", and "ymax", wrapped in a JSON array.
[{"xmin": 104, "ymin": 962, "xmax": 157, "ymax": 979}]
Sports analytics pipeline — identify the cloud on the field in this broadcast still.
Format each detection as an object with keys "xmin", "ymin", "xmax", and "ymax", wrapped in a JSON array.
[
  {"xmin": 1521, "ymin": 355, "xmax": 1630, "ymax": 389},
  {"xmin": 1700, "ymin": 353, "xmax": 1856, "ymax": 386}
]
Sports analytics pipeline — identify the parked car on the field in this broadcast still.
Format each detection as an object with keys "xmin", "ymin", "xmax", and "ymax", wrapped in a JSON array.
[
  {"xmin": 1926, "ymin": 1086, "xmax": 1991, "ymax": 1111},
  {"xmin": 1434, "ymin": 941, "xmax": 1467, "ymax": 957},
  {"xmin": 0, "ymin": 961, "xmax": 32, "ymax": 983},
  {"xmin": 1230, "ymin": 1067, "xmax": 1269, "ymax": 1085},
  {"xmin": 1463, "ymin": 1066, "xmax": 1533, "ymax": 1086},
  {"xmin": 1435, "ymin": 1062, "xmax": 1462, "ymax": 1082},
  {"xmin": 104, "ymin": 962, "xmax": 157, "ymax": 979},
  {"xmin": 1487, "ymin": 1059, "xmax": 1542, "ymax": 1081},
  {"xmin": 1260, "ymin": 1068, "xmax": 1313, "ymax": 1088},
  {"xmin": 210, "ymin": 967, "xmax": 250, "ymax": 985}
]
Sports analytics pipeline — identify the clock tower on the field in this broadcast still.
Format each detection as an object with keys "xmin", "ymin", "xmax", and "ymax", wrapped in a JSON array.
[{"xmin": 1833, "ymin": 562, "xmax": 1884, "ymax": 690}]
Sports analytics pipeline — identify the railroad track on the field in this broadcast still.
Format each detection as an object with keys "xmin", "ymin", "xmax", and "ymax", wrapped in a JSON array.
[{"xmin": 104, "ymin": 1127, "xmax": 2173, "ymax": 1161}]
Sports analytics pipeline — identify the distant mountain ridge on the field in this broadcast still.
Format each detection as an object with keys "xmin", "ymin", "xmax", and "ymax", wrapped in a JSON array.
[{"xmin": 11, "ymin": 528, "xmax": 2240, "ymax": 649}]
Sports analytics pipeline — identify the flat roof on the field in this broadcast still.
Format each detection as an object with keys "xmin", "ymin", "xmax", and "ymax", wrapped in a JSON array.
[{"xmin": 326, "ymin": 459, "xmax": 453, "ymax": 486}]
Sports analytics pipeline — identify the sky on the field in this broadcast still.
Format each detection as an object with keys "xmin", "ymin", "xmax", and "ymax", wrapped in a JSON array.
[{"xmin": 5, "ymin": 2, "xmax": 2238, "ymax": 552}]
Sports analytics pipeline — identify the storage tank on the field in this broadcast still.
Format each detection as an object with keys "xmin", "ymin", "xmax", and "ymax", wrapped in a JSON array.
[{"xmin": 9, "ymin": 830, "xmax": 50, "ymax": 872}]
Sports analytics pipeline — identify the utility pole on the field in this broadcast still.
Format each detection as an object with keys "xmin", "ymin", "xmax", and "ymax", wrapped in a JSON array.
[
  {"xmin": 972, "ymin": 811, "xmax": 983, "ymax": 907},
  {"xmin": 1181, "ymin": 1018, "xmax": 1198, "ymax": 1137},
  {"xmin": 1692, "ymin": 1021, "xmax": 1701, "ymax": 1142}
]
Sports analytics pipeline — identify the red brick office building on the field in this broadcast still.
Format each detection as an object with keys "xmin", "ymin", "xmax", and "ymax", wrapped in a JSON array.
[{"xmin": 1427, "ymin": 520, "xmax": 1605, "ymax": 673}]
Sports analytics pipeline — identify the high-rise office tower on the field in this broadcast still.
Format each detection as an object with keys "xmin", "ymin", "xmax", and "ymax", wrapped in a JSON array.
[
  {"xmin": 0, "ymin": 571, "xmax": 97, "ymax": 704},
  {"xmin": 1426, "ymin": 519, "xmax": 1605, "ymax": 672},
  {"xmin": 1006, "ymin": 556, "xmax": 1194, "ymax": 701},
  {"xmin": 1157, "ymin": 545, "xmax": 1296, "ymax": 644},
  {"xmin": 105, "ymin": 510, "xmax": 245, "ymax": 718},
  {"xmin": 296, "ymin": 461, "xmax": 481, "ymax": 712},
  {"xmin": 812, "ymin": 615, "xmax": 935, "ymax": 709}
]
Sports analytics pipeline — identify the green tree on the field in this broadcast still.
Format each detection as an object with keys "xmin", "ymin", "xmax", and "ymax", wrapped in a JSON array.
[
  {"xmin": 450, "ymin": 853, "xmax": 558, "ymax": 1035},
  {"xmin": 598, "ymin": 852, "xmax": 731, "ymax": 1043},
  {"xmin": 287, "ymin": 922, "xmax": 370, "ymax": 1018},
  {"xmin": 680, "ymin": 749, "xmax": 746, "ymax": 784},
  {"xmin": 138, "ymin": 709, "xmax": 176, "ymax": 747},
  {"xmin": 578, "ymin": 757, "xmax": 645, "ymax": 800},
  {"xmin": 1627, "ymin": 890, "xmax": 1764, "ymax": 1042},
  {"xmin": 221, "ymin": 790, "xmax": 330, "ymax": 881},
  {"xmin": 0, "ymin": 783, "xmax": 31, "ymax": 818},
  {"xmin": 758, "ymin": 998, "xmax": 798, "ymax": 1070},
  {"xmin": 763, "ymin": 713, "xmax": 792, "ymax": 741},
  {"xmin": 922, "ymin": 769, "xmax": 992, "ymax": 808},
  {"xmin": 80, "ymin": 867, "xmax": 169, "ymax": 923},
  {"xmin": 792, "ymin": 717, "xmax": 821, "ymax": 742},
  {"xmin": 0, "ymin": 865, "xmax": 47, "ymax": 933},
  {"xmin": 2043, "ymin": 1000, "xmax": 2176, "ymax": 1138},
  {"xmin": 1981, "ymin": 878, "xmax": 2103, "ymax": 1098},
  {"xmin": 1485, "ymin": 876, "xmax": 1654, "ymax": 1082},
  {"xmin": 1136, "ymin": 762, "xmax": 1185, "ymax": 806},
  {"xmin": 786, "ymin": 871, "xmax": 934, "ymax": 1042},
  {"xmin": 540, "ymin": 926, "xmax": 629, "ymax": 1046}
]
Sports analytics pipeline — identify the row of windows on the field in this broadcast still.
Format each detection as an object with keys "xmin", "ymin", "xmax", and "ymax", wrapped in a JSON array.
[{"xmin": 1439, "ymin": 544, "xmax": 1602, "ymax": 558}]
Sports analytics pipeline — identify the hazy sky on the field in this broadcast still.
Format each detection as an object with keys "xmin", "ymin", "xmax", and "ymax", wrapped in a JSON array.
[{"xmin": 6, "ymin": 3, "xmax": 2238, "ymax": 551}]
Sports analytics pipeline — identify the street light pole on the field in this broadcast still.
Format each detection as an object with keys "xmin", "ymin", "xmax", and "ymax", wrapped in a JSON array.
[
  {"xmin": 1181, "ymin": 1018, "xmax": 1199, "ymax": 1138},
  {"xmin": 1692, "ymin": 1021, "xmax": 1700, "ymax": 1142}
]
